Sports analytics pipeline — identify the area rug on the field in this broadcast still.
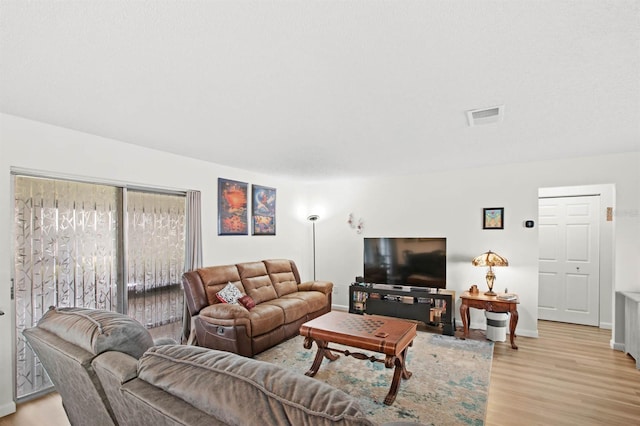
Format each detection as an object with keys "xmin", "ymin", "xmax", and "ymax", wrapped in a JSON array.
[{"xmin": 255, "ymin": 332, "xmax": 493, "ymax": 426}]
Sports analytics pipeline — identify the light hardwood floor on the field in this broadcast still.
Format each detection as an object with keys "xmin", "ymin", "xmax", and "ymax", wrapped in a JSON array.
[
  {"xmin": 2, "ymin": 320, "xmax": 639, "ymax": 425},
  {"xmin": 486, "ymin": 320, "xmax": 640, "ymax": 426}
]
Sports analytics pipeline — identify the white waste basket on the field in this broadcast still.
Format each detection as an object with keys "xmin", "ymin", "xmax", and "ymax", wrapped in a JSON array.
[{"xmin": 485, "ymin": 311, "xmax": 508, "ymax": 342}]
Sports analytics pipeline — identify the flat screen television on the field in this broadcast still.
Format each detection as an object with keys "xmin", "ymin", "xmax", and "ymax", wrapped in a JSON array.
[{"xmin": 363, "ymin": 237, "xmax": 446, "ymax": 289}]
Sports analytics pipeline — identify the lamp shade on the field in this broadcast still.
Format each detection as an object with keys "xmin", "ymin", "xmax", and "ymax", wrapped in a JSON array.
[{"xmin": 472, "ymin": 251, "xmax": 509, "ymax": 267}]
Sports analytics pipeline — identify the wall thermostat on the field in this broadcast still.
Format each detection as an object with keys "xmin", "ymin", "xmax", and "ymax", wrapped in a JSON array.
[{"xmin": 525, "ymin": 220, "xmax": 535, "ymax": 228}]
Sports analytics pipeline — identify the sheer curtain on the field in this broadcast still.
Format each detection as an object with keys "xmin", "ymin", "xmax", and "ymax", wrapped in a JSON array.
[{"xmin": 182, "ymin": 190, "xmax": 203, "ymax": 342}]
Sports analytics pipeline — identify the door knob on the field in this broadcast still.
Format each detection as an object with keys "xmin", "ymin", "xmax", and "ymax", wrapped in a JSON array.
[{"xmin": 0, "ymin": 310, "xmax": 4, "ymax": 316}]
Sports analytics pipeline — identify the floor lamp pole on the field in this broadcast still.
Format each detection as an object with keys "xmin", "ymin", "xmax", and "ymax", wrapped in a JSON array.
[{"xmin": 307, "ymin": 215, "xmax": 319, "ymax": 281}]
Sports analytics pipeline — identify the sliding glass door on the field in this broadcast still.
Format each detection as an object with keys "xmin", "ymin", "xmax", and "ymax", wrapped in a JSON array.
[
  {"xmin": 126, "ymin": 190, "xmax": 185, "ymax": 331},
  {"xmin": 13, "ymin": 175, "xmax": 185, "ymax": 400}
]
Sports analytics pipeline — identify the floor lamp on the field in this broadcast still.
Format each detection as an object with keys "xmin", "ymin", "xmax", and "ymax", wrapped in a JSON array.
[{"xmin": 307, "ymin": 215, "xmax": 319, "ymax": 280}]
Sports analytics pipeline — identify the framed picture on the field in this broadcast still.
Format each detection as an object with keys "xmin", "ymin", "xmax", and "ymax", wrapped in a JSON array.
[
  {"xmin": 218, "ymin": 178, "xmax": 248, "ymax": 235},
  {"xmin": 252, "ymin": 185, "xmax": 276, "ymax": 235},
  {"xmin": 483, "ymin": 207, "xmax": 504, "ymax": 230}
]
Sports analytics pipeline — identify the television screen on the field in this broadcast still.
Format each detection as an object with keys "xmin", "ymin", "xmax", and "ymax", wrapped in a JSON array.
[{"xmin": 363, "ymin": 237, "xmax": 446, "ymax": 289}]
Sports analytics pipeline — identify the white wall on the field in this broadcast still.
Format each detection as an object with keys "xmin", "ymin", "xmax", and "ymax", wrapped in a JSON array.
[
  {"xmin": 0, "ymin": 114, "xmax": 313, "ymax": 416},
  {"xmin": 305, "ymin": 152, "xmax": 639, "ymax": 344},
  {"xmin": 306, "ymin": 169, "xmax": 541, "ymax": 337},
  {"xmin": 1, "ymin": 113, "xmax": 638, "ymax": 416}
]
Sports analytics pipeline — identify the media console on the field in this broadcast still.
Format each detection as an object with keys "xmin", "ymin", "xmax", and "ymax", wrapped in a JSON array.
[{"xmin": 348, "ymin": 283, "xmax": 456, "ymax": 336}]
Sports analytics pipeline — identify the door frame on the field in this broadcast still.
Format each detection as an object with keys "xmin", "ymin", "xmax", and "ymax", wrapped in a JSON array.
[
  {"xmin": 538, "ymin": 184, "xmax": 615, "ymax": 332},
  {"xmin": 538, "ymin": 195, "xmax": 601, "ymax": 325}
]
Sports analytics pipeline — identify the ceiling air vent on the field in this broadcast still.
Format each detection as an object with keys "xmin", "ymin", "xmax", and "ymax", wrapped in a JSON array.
[{"xmin": 466, "ymin": 105, "xmax": 504, "ymax": 127}]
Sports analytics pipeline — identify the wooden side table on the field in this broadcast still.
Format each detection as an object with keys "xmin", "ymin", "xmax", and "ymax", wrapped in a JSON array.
[{"xmin": 460, "ymin": 291, "xmax": 519, "ymax": 349}]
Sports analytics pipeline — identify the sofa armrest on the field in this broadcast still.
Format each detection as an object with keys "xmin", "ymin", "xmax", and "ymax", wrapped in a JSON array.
[
  {"xmin": 92, "ymin": 351, "xmax": 138, "ymax": 385},
  {"xmin": 182, "ymin": 270, "xmax": 209, "ymax": 315},
  {"xmin": 298, "ymin": 280, "xmax": 333, "ymax": 295},
  {"xmin": 92, "ymin": 351, "xmax": 141, "ymax": 426},
  {"xmin": 200, "ymin": 303, "xmax": 250, "ymax": 320},
  {"xmin": 153, "ymin": 337, "xmax": 177, "ymax": 346}
]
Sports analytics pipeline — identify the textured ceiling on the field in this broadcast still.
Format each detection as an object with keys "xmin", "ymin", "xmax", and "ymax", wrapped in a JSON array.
[{"xmin": 1, "ymin": 0, "xmax": 638, "ymax": 180}]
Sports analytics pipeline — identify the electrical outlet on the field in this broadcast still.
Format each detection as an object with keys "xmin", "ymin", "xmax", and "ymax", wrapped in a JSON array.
[{"xmin": 334, "ymin": 287, "xmax": 340, "ymax": 296}]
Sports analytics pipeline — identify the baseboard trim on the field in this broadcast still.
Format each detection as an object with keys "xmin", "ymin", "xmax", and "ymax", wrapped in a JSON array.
[
  {"xmin": 0, "ymin": 401, "xmax": 16, "ymax": 417},
  {"xmin": 332, "ymin": 304, "xmax": 349, "ymax": 312},
  {"xmin": 599, "ymin": 322, "xmax": 612, "ymax": 330},
  {"xmin": 468, "ymin": 321, "xmax": 539, "ymax": 338},
  {"xmin": 516, "ymin": 328, "xmax": 539, "ymax": 338},
  {"xmin": 611, "ymin": 341, "xmax": 625, "ymax": 352}
]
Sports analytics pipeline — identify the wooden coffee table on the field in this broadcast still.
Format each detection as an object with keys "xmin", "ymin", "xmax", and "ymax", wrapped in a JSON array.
[{"xmin": 299, "ymin": 311, "xmax": 417, "ymax": 405}]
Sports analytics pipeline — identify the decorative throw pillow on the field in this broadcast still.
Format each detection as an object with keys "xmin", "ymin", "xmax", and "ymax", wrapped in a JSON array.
[
  {"xmin": 216, "ymin": 282, "xmax": 243, "ymax": 305},
  {"xmin": 238, "ymin": 295, "xmax": 256, "ymax": 311}
]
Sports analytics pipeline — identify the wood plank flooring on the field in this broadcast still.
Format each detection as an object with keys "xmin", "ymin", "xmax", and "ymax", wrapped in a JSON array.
[
  {"xmin": 2, "ymin": 320, "xmax": 639, "ymax": 425},
  {"xmin": 0, "ymin": 392, "xmax": 69, "ymax": 426},
  {"xmin": 486, "ymin": 320, "xmax": 640, "ymax": 426}
]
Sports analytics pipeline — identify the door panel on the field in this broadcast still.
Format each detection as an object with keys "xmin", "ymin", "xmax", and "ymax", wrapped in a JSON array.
[
  {"xmin": 566, "ymin": 224, "xmax": 590, "ymax": 261},
  {"xmin": 565, "ymin": 274, "xmax": 589, "ymax": 311},
  {"xmin": 538, "ymin": 272, "xmax": 558, "ymax": 309},
  {"xmin": 538, "ymin": 196, "xmax": 600, "ymax": 325},
  {"xmin": 538, "ymin": 224, "xmax": 559, "ymax": 260}
]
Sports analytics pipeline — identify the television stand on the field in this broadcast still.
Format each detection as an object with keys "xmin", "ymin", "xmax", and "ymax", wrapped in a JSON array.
[{"xmin": 348, "ymin": 283, "xmax": 456, "ymax": 336}]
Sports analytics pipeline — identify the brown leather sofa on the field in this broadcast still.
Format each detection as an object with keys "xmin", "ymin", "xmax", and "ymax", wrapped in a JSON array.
[{"xmin": 182, "ymin": 259, "xmax": 333, "ymax": 357}]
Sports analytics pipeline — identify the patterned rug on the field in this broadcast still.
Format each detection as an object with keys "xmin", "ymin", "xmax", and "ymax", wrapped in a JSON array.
[{"xmin": 255, "ymin": 332, "xmax": 493, "ymax": 426}]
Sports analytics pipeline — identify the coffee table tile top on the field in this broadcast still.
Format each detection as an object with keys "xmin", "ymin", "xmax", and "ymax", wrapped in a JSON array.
[
  {"xmin": 300, "ymin": 311, "xmax": 417, "ymax": 358},
  {"xmin": 300, "ymin": 311, "xmax": 417, "ymax": 344}
]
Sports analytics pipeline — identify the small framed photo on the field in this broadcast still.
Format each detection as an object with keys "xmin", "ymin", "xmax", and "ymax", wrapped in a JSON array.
[{"xmin": 483, "ymin": 207, "xmax": 504, "ymax": 230}]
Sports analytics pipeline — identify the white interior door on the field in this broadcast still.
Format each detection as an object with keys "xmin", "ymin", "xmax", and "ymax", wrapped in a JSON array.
[{"xmin": 538, "ymin": 196, "xmax": 600, "ymax": 326}]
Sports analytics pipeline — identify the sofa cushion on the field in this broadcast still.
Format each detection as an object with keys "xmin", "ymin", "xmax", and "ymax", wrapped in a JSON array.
[
  {"xmin": 237, "ymin": 261, "xmax": 278, "ymax": 304},
  {"xmin": 248, "ymin": 303, "xmax": 285, "ymax": 336},
  {"xmin": 197, "ymin": 265, "xmax": 244, "ymax": 306},
  {"xmin": 216, "ymin": 282, "xmax": 244, "ymax": 305},
  {"xmin": 238, "ymin": 295, "xmax": 256, "ymax": 310},
  {"xmin": 137, "ymin": 345, "xmax": 374, "ymax": 426},
  {"xmin": 282, "ymin": 291, "xmax": 329, "ymax": 314},
  {"xmin": 264, "ymin": 259, "xmax": 299, "ymax": 297},
  {"xmin": 200, "ymin": 303, "xmax": 250, "ymax": 320},
  {"xmin": 35, "ymin": 306, "xmax": 154, "ymax": 359},
  {"xmin": 262, "ymin": 298, "xmax": 308, "ymax": 324}
]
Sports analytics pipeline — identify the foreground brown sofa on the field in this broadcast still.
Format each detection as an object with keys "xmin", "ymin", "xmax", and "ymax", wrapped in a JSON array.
[
  {"xmin": 24, "ymin": 307, "xmax": 414, "ymax": 426},
  {"xmin": 182, "ymin": 259, "xmax": 333, "ymax": 357}
]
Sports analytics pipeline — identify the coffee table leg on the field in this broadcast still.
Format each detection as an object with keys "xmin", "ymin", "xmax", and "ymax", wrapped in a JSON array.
[
  {"xmin": 304, "ymin": 337, "xmax": 339, "ymax": 377},
  {"xmin": 384, "ymin": 346, "xmax": 412, "ymax": 405}
]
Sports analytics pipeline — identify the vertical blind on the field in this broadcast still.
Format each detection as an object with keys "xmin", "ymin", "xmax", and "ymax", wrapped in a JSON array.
[
  {"xmin": 126, "ymin": 190, "xmax": 185, "ymax": 329},
  {"xmin": 13, "ymin": 175, "xmax": 186, "ymax": 400}
]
